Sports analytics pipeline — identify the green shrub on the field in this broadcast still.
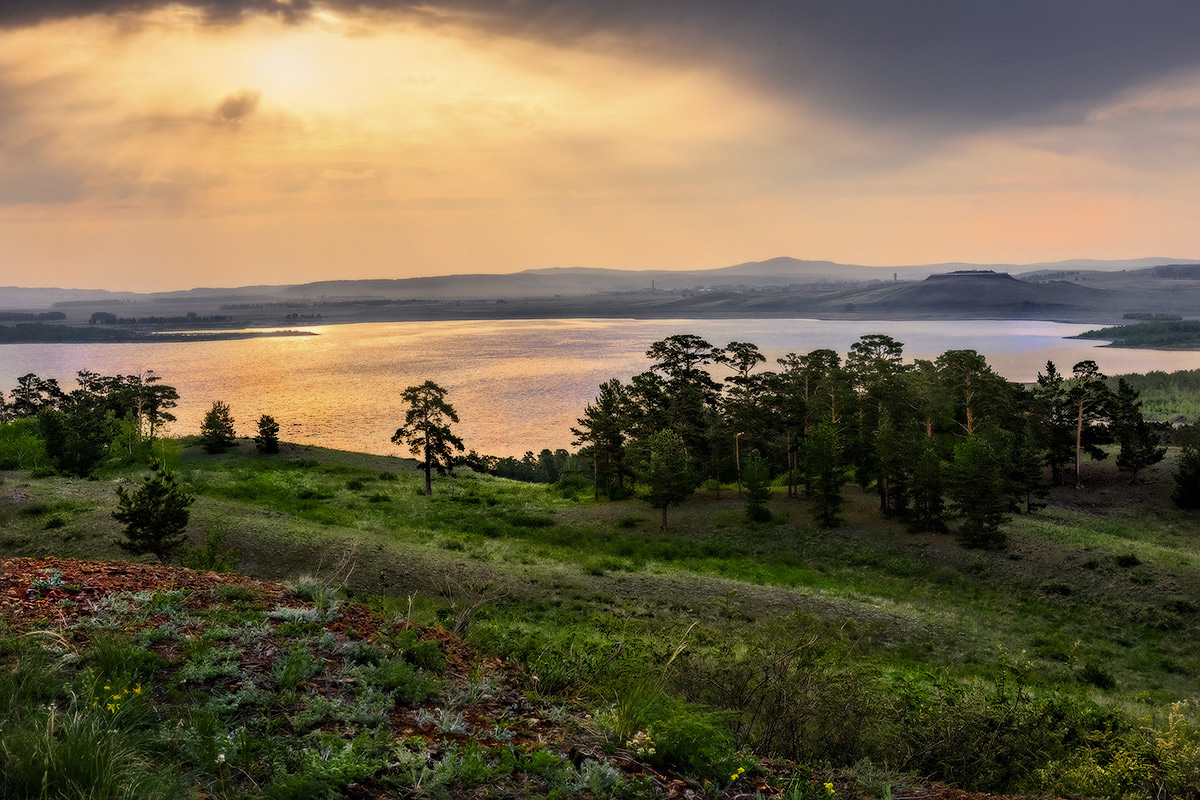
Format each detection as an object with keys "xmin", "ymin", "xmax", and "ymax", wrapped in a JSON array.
[
  {"xmin": 359, "ymin": 658, "xmax": 433, "ymax": 704},
  {"xmin": 1039, "ymin": 702, "xmax": 1200, "ymax": 800},
  {"xmin": 1079, "ymin": 663, "xmax": 1117, "ymax": 690},
  {"xmin": 179, "ymin": 527, "xmax": 241, "ymax": 573},
  {"xmin": 893, "ymin": 671, "xmax": 1094, "ymax": 790},
  {"xmin": 211, "ymin": 584, "xmax": 256, "ymax": 603},
  {"xmin": 673, "ymin": 614, "xmax": 879, "ymax": 763},
  {"xmin": 342, "ymin": 641, "xmax": 385, "ymax": 666},
  {"xmin": 87, "ymin": 634, "xmax": 165, "ymax": 682},
  {"xmin": 649, "ymin": 710, "xmax": 739, "ymax": 781},
  {"xmin": 273, "ymin": 646, "xmax": 324, "ymax": 695},
  {"xmin": 265, "ymin": 733, "xmax": 387, "ymax": 800},
  {"xmin": 0, "ymin": 418, "xmax": 48, "ymax": 470}
]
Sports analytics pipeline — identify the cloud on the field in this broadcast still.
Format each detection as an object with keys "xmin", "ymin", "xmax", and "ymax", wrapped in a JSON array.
[
  {"xmin": 322, "ymin": 168, "xmax": 377, "ymax": 181},
  {"xmin": 4, "ymin": 1, "xmax": 1200, "ymax": 131},
  {"xmin": 215, "ymin": 88, "xmax": 260, "ymax": 121}
]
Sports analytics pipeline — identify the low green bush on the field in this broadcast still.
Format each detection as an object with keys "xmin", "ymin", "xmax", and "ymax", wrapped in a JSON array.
[
  {"xmin": 180, "ymin": 528, "xmax": 241, "ymax": 573},
  {"xmin": 359, "ymin": 658, "xmax": 434, "ymax": 704},
  {"xmin": 649, "ymin": 710, "xmax": 740, "ymax": 781}
]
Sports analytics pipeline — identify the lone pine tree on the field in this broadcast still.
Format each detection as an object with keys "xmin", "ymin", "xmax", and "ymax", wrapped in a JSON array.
[
  {"xmin": 114, "ymin": 460, "xmax": 195, "ymax": 563},
  {"xmin": 392, "ymin": 381, "xmax": 464, "ymax": 496}
]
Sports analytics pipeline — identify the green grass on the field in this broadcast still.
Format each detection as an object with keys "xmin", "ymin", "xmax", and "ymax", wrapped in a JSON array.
[{"xmin": 4, "ymin": 438, "xmax": 1200, "ymax": 796}]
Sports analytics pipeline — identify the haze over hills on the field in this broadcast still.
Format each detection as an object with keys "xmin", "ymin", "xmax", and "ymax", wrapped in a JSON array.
[
  {"xmin": 2, "ymin": 256, "xmax": 1194, "ymax": 308},
  {"xmin": 3, "ymin": 257, "xmax": 1200, "ymax": 332}
]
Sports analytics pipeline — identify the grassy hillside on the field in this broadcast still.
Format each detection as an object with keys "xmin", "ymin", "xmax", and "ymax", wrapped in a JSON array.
[{"xmin": 3, "ymin": 438, "xmax": 1200, "ymax": 798}]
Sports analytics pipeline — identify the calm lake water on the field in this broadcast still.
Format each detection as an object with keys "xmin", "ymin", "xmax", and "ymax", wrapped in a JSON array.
[{"xmin": 4, "ymin": 318, "xmax": 1200, "ymax": 456}]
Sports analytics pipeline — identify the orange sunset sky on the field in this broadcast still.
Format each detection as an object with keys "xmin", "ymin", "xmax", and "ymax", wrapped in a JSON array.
[{"xmin": 2, "ymin": 1, "xmax": 1200, "ymax": 291}]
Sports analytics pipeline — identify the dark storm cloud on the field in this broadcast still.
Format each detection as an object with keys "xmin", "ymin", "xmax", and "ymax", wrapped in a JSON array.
[
  {"xmin": 6, "ymin": 0, "xmax": 1200, "ymax": 127},
  {"xmin": 0, "ymin": 0, "xmax": 313, "ymax": 25}
]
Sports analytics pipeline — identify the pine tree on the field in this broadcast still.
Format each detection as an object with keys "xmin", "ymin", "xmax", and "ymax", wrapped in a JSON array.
[
  {"xmin": 1172, "ymin": 446, "xmax": 1200, "ymax": 509},
  {"xmin": 908, "ymin": 437, "xmax": 947, "ymax": 532},
  {"xmin": 639, "ymin": 428, "xmax": 696, "ymax": 530},
  {"xmin": 1067, "ymin": 361, "xmax": 1113, "ymax": 488},
  {"xmin": 804, "ymin": 423, "xmax": 847, "ymax": 528},
  {"xmin": 741, "ymin": 449, "xmax": 772, "ymax": 522},
  {"xmin": 114, "ymin": 460, "xmax": 195, "ymax": 563},
  {"xmin": 200, "ymin": 401, "xmax": 236, "ymax": 454},
  {"xmin": 946, "ymin": 436, "xmax": 1010, "ymax": 549},
  {"xmin": 391, "ymin": 381, "xmax": 465, "ymax": 496},
  {"xmin": 255, "ymin": 414, "xmax": 281, "ymax": 454},
  {"xmin": 1112, "ymin": 378, "xmax": 1167, "ymax": 481},
  {"xmin": 571, "ymin": 378, "xmax": 628, "ymax": 500}
]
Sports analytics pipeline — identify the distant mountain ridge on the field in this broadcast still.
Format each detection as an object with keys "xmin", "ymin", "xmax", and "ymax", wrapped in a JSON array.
[{"xmin": 1, "ymin": 256, "xmax": 1195, "ymax": 308}]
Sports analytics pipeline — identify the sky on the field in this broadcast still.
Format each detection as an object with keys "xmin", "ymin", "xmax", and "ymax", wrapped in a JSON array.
[{"xmin": 3, "ymin": 1, "xmax": 1200, "ymax": 291}]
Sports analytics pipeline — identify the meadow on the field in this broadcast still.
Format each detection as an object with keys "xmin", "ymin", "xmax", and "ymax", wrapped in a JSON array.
[{"xmin": 3, "ymin": 435, "xmax": 1200, "ymax": 798}]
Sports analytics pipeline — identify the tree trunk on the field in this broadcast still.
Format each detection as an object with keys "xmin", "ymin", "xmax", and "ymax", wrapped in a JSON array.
[
  {"xmin": 660, "ymin": 505, "xmax": 668, "ymax": 531},
  {"xmin": 424, "ymin": 441, "xmax": 433, "ymax": 495},
  {"xmin": 1075, "ymin": 402, "xmax": 1084, "ymax": 489}
]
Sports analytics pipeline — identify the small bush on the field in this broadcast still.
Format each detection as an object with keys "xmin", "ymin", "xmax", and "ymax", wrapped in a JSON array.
[
  {"xmin": 1078, "ymin": 663, "xmax": 1117, "ymax": 690},
  {"xmin": 179, "ymin": 528, "xmax": 241, "ymax": 573},
  {"xmin": 212, "ymin": 584, "xmax": 256, "ymax": 603},
  {"xmin": 360, "ymin": 659, "xmax": 433, "ymax": 704},
  {"xmin": 649, "ymin": 711, "xmax": 739, "ymax": 781},
  {"xmin": 273, "ymin": 646, "xmax": 323, "ymax": 694}
]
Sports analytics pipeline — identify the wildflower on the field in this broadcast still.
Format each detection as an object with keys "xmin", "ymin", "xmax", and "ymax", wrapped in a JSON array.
[
  {"xmin": 217, "ymin": 753, "xmax": 226, "ymax": 764},
  {"xmin": 134, "ymin": 685, "xmax": 142, "ymax": 695},
  {"xmin": 824, "ymin": 782, "xmax": 836, "ymax": 796}
]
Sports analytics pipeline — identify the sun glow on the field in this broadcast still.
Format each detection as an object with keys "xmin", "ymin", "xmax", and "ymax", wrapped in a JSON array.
[{"xmin": 4, "ymin": 4, "xmax": 1200, "ymax": 289}]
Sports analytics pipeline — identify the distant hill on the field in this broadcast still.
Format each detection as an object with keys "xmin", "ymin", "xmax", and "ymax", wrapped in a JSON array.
[
  {"xmin": 1, "ymin": 256, "xmax": 1194, "ymax": 307},
  {"xmin": 3, "ymin": 257, "xmax": 1198, "ymax": 323}
]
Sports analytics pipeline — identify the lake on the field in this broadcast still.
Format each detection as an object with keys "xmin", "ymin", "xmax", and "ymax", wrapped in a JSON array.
[{"xmin": 4, "ymin": 318, "xmax": 1200, "ymax": 456}]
